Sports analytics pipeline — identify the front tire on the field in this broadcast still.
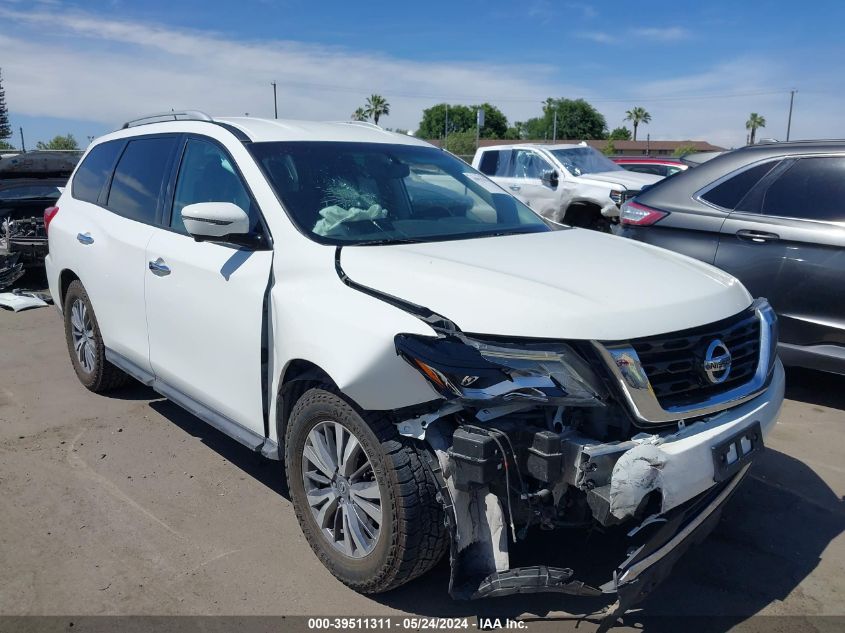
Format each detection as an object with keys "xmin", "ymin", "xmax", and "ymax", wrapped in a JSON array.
[
  {"xmin": 63, "ymin": 280, "xmax": 130, "ymax": 392},
  {"xmin": 285, "ymin": 388, "xmax": 447, "ymax": 593}
]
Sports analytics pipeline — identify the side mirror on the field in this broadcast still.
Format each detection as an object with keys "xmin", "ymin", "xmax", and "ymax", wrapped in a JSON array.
[
  {"xmin": 181, "ymin": 202, "xmax": 250, "ymax": 243},
  {"xmin": 541, "ymin": 169, "xmax": 559, "ymax": 188}
]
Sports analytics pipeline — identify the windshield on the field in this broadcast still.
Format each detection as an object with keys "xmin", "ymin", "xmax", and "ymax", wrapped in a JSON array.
[
  {"xmin": 0, "ymin": 183, "xmax": 62, "ymax": 201},
  {"xmin": 550, "ymin": 147, "xmax": 622, "ymax": 176},
  {"xmin": 250, "ymin": 142, "xmax": 549, "ymax": 245}
]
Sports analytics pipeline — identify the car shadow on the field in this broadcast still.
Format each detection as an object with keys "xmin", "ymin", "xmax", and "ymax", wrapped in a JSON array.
[
  {"xmin": 784, "ymin": 366, "xmax": 845, "ymax": 411},
  {"xmin": 117, "ymin": 382, "xmax": 842, "ymax": 631},
  {"xmin": 372, "ymin": 447, "xmax": 845, "ymax": 631},
  {"xmin": 146, "ymin": 397, "xmax": 290, "ymax": 499}
]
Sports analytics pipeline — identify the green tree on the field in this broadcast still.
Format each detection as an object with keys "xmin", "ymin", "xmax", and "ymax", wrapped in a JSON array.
[
  {"xmin": 673, "ymin": 143, "xmax": 698, "ymax": 157},
  {"xmin": 36, "ymin": 134, "xmax": 79, "ymax": 150},
  {"xmin": 417, "ymin": 104, "xmax": 473, "ymax": 138},
  {"xmin": 522, "ymin": 98, "xmax": 607, "ymax": 140},
  {"xmin": 417, "ymin": 103, "xmax": 508, "ymax": 139},
  {"xmin": 608, "ymin": 126, "xmax": 632, "ymax": 141},
  {"xmin": 746, "ymin": 112, "xmax": 766, "ymax": 145},
  {"xmin": 0, "ymin": 140, "xmax": 14, "ymax": 150},
  {"xmin": 443, "ymin": 130, "xmax": 477, "ymax": 157},
  {"xmin": 0, "ymin": 68, "xmax": 11, "ymax": 142},
  {"xmin": 351, "ymin": 107, "xmax": 368, "ymax": 121},
  {"xmin": 364, "ymin": 94, "xmax": 390, "ymax": 125},
  {"xmin": 602, "ymin": 140, "xmax": 616, "ymax": 156},
  {"xmin": 474, "ymin": 103, "xmax": 508, "ymax": 138},
  {"xmin": 624, "ymin": 106, "xmax": 651, "ymax": 141},
  {"xmin": 674, "ymin": 143, "xmax": 698, "ymax": 157}
]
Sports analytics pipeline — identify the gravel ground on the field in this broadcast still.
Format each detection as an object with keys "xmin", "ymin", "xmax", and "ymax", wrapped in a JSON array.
[{"xmin": 1, "ymin": 303, "xmax": 843, "ymax": 632}]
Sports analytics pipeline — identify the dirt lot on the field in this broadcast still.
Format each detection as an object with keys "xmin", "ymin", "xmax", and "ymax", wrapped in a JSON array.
[{"xmin": 1, "ymin": 302, "xmax": 844, "ymax": 632}]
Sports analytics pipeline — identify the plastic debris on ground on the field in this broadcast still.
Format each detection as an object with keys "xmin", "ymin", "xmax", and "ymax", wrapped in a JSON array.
[{"xmin": 0, "ymin": 289, "xmax": 53, "ymax": 312}]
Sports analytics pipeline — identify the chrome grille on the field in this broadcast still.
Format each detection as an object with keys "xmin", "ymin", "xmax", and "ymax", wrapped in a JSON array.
[{"xmin": 629, "ymin": 308, "xmax": 761, "ymax": 409}]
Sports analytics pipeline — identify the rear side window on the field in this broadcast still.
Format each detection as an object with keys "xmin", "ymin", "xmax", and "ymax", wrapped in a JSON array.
[
  {"xmin": 107, "ymin": 137, "xmax": 178, "ymax": 224},
  {"xmin": 761, "ymin": 157, "xmax": 845, "ymax": 223},
  {"xmin": 71, "ymin": 141, "xmax": 123, "ymax": 203},
  {"xmin": 700, "ymin": 161, "xmax": 778, "ymax": 210},
  {"xmin": 478, "ymin": 150, "xmax": 514, "ymax": 177},
  {"xmin": 625, "ymin": 164, "xmax": 666, "ymax": 176}
]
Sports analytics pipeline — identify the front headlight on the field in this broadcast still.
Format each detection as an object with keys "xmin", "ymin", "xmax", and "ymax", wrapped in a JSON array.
[
  {"xmin": 610, "ymin": 189, "xmax": 624, "ymax": 205},
  {"xmin": 395, "ymin": 333, "xmax": 607, "ymax": 406}
]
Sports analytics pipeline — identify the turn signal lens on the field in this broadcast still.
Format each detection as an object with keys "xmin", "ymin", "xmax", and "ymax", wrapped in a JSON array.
[{"xmin": 413, "ymin": 358, "xmax": 448, "ymax": 390}]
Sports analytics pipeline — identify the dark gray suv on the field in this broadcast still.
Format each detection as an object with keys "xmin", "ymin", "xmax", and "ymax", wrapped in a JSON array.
[{"xmin": 615, "ymin": 140, "xmax": 845, "ymax": 375}]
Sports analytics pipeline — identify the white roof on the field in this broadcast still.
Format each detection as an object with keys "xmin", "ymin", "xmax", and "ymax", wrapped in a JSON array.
[
  {"xmin": 99, "ymin": 116, "xmax": 430, "ymax": 147},
  {"xmin": 482, "ymin": 142, "xmax": 586, "ymax": 151},
  {"xmin": 218, "ymin": 118, "xmax": 429, "ymax": 146}
]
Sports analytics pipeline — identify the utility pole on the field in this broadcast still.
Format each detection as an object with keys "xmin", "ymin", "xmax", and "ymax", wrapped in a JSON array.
[
  {"xmin": 444, "ymin": 105, "xmax": 449, "ymax": 150},
  {"xmin": 646, "ymin": 133, "xmax": 650, "ymax": 156},
  {"xmin": 19, "ymin": 126, "xmax": 25, "ymax": 152},
  {"xmin": 476, "ymin": 107, "xmax": 484, "ymax": 152},
  {"xmin": 552, "ymin": 110, "xmax": 558, "ymax": 143},
  {"xmin": 786, "ymin": 89, "xmax": 795, "ymax": 141},
  {"xmin": 271, "ymin": 82, "xmax": 278, "ymax": 119}
]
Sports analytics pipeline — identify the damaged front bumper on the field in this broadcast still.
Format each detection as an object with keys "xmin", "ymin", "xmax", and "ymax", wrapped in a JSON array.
[{"xmin": 418, "ymin": 360, "xmax": 783, "ymax": 625}]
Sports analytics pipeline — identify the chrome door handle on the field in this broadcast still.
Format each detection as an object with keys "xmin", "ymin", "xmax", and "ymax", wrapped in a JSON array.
[
  {"xmin": 736, "ymin": 229, "xmax": 780, "ymax": 243},
  {"xmin": 148, "ymin": 258, "xmax": 171, "ymax": 276},
  {"xmin": 509, "ymin": 185, "xmax": 521, "ymax": 191},
  {"xmin": 76, "ymin": 232, "xmax": 94, "ymax": 245}
]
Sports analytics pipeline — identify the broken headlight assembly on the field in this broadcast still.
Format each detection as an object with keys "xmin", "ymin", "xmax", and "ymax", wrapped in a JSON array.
[{"xmin": 395, "ymin": 333, "xmax": 607, "ymax": 406}]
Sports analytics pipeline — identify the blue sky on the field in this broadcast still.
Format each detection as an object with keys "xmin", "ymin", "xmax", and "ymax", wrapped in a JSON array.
[{"xmin": 2, "ymin": 0, "xmax": 844, "ymax": 148}]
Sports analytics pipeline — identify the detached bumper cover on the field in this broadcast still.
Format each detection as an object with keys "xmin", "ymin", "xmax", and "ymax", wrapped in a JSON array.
[{"xmin": 599, "ymin": 464, "xmax": 751, "ymax": 629}]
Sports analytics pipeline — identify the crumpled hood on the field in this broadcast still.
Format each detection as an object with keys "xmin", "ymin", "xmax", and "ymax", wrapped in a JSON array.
[
  {"xmin": 339, "ymin": 230, "xmax": 752, "ymax": 341},
  {"xmin": 580, "ymin": 170, "xmax": 662, "ymax": 190}
]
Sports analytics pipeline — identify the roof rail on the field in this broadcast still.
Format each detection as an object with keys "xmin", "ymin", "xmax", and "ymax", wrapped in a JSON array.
[
  {"xmin": 122, "ymin": 110, "xmax": 214, "ymax": 129},
  {"xmin": 746, "ymin": 138, "xmax": 845, "ymax": 147},
  {"xmin": 335, "ymin": 120, "xmax": 384, "ymax": 131}
]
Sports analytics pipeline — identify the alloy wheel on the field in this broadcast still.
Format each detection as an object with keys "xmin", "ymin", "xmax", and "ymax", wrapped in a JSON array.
[
  {"xmin": 301, "ymin": 421, "xmax": 383, "ymax": 558},
  {"xmin": 70, "ymin": 298, "xmax": 96, "ymax": 374}
]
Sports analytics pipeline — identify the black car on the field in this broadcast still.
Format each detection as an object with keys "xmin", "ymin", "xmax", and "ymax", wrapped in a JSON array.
[
  {"xmin": 615, "ymin": 140, "xmax": 845, "ymax": 375},
  {"xmin": 0, "ymin": 151, "xmax": 81, "ymax": 287}
]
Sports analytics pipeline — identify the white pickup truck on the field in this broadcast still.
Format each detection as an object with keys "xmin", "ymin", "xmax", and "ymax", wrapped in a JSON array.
[{"xmin": 473, "ymin": 142, "xmax": 662, "ymax": 231}]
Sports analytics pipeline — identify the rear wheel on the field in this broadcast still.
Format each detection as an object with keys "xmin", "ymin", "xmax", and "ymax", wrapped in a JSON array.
[
  {"xmin": 63, "ymin": 280, "xmax": 130, "ymax": 392},
  {"xmin": 285, "ymin": 388, "xmax": 448, "ymax": 593},
  {"xmin": 564, "ymin": 203, "xmax": 612, "ymax": 232}
]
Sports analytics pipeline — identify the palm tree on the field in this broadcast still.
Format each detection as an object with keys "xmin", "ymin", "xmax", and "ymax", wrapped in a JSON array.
[
  {"xmin": 351, "ymin": 107, "xmax": 368, "ymax": 122},
  {"xmin": 746, "ymin": 113, "xmax": 766, "ymax": 145},
  {"xmin": 624, "ymin": 106, "xmax": 651, "ymax": 141},
  {"xmin": 364, "ymin": 94, "xmax": 390, "ymax": 126}
]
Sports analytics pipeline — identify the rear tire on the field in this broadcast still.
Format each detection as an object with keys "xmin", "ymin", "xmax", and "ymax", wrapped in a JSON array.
[
  {"xmin": 285, "ymin": 388, "xmax": 448, "ymax": 593},
  {"xmin": 63, "ymin": 280, "xmax": 130, "ymax": 392},
  {"xmin": 564, "ymin": 203, "xmax": 612, "ymax": 232}
]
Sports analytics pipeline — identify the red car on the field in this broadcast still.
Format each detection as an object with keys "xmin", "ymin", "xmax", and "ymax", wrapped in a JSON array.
[{"xmin": 612, "ymin": 157, "xmax": 688, "ymax": 177}]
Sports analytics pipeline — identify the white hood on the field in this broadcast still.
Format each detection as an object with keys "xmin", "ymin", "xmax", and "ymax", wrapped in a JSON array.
[
  {"xmin": 340, "ymin": 230, "xmax": 752, "ymax": 341},
  {"xmin": 580, "ymin": 170, "xmax": 662, "ymax": 190}
]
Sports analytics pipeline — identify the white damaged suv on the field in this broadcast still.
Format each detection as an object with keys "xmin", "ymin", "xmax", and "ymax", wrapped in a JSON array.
[{"xmin": 46, "ymin": 112, "xmax": 783, "ymax": 623}]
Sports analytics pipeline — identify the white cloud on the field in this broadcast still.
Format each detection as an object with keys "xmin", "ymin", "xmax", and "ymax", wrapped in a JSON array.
[
  {"xmin": 0, "ymin": 6, "xmax": 841, "ymax": 147},
  {"xmin": 0, "ymin": 6, "xmax": 576, "ymax": 132},
  {"xmin": 630, "ymin": 26, "xmax": 691, "ymax": 41},
  {"xmin": 578, "ymin": 32, "xmax": 617, "ymax": 44}
]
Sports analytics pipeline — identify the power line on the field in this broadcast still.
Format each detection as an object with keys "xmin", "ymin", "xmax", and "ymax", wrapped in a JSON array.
[{"xmin": 266, "ymin": 80, "xmax": 794, "ymax": 105}]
